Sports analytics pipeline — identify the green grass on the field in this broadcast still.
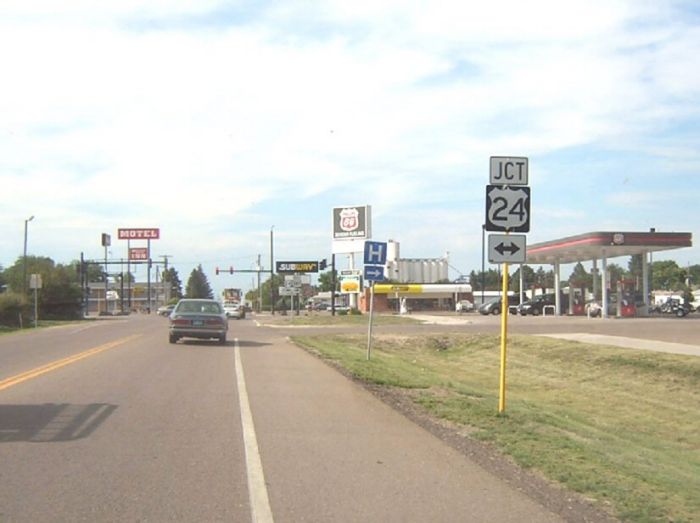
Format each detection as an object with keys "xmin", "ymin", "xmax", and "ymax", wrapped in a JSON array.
[
  {"xmin": 0, "ymin": 319, "xmax": 89, "ymax": 335},
  {"xmin": 262, "ymin": 313, "xmax": 421, "ymax": 327},
  {"xmin": 292, "ymin": 333, "xmax": 700, "ymax": 522}
]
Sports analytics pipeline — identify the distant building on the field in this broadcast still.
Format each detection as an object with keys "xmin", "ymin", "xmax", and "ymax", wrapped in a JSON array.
[
  {"xmin": 85, "ymin": 281, "xmax": 169, "ymax": 315},
  {"xmin": 385, "ymin": 240, "xmax": 449, "ymax": 283}
]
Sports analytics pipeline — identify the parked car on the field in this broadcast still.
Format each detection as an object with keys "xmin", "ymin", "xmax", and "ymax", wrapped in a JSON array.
[
  {"xmin": 168, "ymin": 299, "xmax": 228, "ymax": 344},
  {"xmin": 224, "ymin": 303, "xmax": 246, "ymax": 319},
  {"xmin": 478, "ymin": 296, "xmax": 519, "ymax": 315},
  {"xmin": 157, "ymin": 304, "xmax": 175, "ymax": 317},
  {"xmin": 517, "ymin": 294, "xmax": 555, "ymax": 316},
  {"xmin": 455, "ymin": 300, "xmax": 474, "ymax": 313}
]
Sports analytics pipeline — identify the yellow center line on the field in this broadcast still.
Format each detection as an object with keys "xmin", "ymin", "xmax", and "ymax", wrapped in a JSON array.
[{"xmin": 0, "ymin": 334, "xmax": 142, "ymax": 392}]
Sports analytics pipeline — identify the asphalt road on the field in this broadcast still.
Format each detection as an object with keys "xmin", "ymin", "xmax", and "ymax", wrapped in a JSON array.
[{"xmin": 0, "ymin": 314, "xmax": 567, "ymax": 522}]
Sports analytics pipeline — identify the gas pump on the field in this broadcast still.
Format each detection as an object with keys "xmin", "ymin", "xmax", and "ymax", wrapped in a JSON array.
[
  {"xmin": 615, "ymin": 279, "xmax": 637, "ymax": 317},
  {"xmin": 568, "ymin": 281, "xmax": 587, "ymax": 316}
]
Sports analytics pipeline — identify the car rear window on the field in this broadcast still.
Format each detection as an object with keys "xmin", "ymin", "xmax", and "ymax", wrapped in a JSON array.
[{"xmin": 177, "ymin": 301, "xmax": 222, "ymax": 314}]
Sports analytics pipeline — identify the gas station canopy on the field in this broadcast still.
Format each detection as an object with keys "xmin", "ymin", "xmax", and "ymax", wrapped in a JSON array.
[{"xmin": 526, "ymin": 231, "xmax": 692, "ymax": 265}]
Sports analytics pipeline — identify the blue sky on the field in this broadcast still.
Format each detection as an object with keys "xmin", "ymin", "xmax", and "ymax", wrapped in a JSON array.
[{"xmin": 2, "ymin": 1, "xmax": 699, "ymax": 296}]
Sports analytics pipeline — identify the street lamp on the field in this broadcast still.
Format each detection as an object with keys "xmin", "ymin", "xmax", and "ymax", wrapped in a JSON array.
[
  {"xmin": 23, "ymin": 215, "xmax": 35, "ymax": 294},
  {"xmin": 270, "ymin": 226, "xmax": 275, "ymax": 315}
]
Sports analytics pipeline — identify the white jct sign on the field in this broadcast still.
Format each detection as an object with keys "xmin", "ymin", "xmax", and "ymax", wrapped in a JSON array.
[{"xmin": 489, "ymin": 156, "xmax": 528, "ymax": 185}]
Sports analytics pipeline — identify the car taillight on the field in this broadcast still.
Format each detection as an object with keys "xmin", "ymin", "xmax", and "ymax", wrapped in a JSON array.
[
  {"xmin": 172, "ymin": 318, "xmax": 190, "ymax": 325},
  {"xmin": 205, "ymin": 318, "xmax": 224, "ymax": 326}
]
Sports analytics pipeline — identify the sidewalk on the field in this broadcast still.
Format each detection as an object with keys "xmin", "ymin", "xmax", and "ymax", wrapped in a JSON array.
[{"xmin": 538, "ymin": 333, "xmax": 700, "ymax": 357}]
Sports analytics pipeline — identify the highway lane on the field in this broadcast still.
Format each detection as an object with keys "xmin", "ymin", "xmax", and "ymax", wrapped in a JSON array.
[
  {"xmin": 1, "ymin": 314, "xmax": 566, "ymax": 522},
  {"xmin": 0, "ymin": 315, "xmax": 249, "ymax": 521}
]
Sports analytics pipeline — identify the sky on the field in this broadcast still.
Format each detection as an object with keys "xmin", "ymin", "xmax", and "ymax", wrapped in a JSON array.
[{"xmin": 2, "ymin": 1, "xmax": 699, "ymax": 297}]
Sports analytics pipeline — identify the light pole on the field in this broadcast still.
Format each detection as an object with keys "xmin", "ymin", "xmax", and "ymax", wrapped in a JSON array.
[
  {"xmin": 270, "ymin": 226, "xmax": 275, "ymax": 315},
  {"xmin": 23, "ymin": 215, "xmax": 35, "ymax": 294}
]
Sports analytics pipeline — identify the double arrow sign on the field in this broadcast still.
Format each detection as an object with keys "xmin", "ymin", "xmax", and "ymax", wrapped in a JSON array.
[{"xmin": 488, "ymin": 234, "xmax": 526, "ymax": 264}]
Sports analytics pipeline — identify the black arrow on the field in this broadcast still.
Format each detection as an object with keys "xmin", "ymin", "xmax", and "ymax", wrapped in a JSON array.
[{"xmin": 495, "ymin": 242, "xmax": 520, "ymax": 256}]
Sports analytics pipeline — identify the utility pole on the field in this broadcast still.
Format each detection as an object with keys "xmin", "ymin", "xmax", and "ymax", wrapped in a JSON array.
[
  {"xmin": 257, "ymin": 254, "xmax": 262, "ymax": 313},
  {"xmin": 270, "ymin": 226, "xmax": 275, "ymax": 315},
  {"xmin": 160, "ymin": 255, "xmax": 173, "ymax": 304},
  {"xmin": 23, "ymin": 215, "xmax": 35, "ymax": 295}
]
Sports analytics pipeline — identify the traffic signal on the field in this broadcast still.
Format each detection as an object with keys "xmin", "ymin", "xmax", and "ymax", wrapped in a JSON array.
[
  {"xmin": 320, "ymin": 258, "xmax": 327, "ymax": 270},
  {"xmin": 216, "ymin": 267, "xmax": 220, "ymax": 275},
  {"xmin": 229, "ymin": 266, "xmax": 234, "ymax": 274}
]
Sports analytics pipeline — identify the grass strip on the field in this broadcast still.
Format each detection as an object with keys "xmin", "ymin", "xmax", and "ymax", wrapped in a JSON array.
[
  {"xmin": 292, "ymin": 332, "xmax": 700, "ymax": 523},
  {"xmin": 261, "ymin": 313, "xmax": 421, "ymax": 327}
]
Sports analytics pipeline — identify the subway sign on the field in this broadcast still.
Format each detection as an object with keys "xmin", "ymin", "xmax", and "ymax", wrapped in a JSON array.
[
  {"xmin": 276, "ymin": 261, "xmax": 319, "ymax": 273},
  {"xmin": 118, "ymin": 228, "xmax": 160, "ymax": 240}
]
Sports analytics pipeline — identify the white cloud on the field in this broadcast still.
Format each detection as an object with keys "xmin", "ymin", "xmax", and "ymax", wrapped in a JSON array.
[{"xmin": 1, "ymin": 1, "xmax": 699, "ymax": 292}]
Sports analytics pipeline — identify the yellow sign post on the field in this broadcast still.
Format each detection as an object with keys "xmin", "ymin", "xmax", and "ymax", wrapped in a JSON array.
[{"xmin": 498, "ymin": 262, "xmax": 509, "ymax": 414}]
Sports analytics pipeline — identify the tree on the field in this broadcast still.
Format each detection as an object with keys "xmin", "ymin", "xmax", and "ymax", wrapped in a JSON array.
[
  {"xmin": 684, "ymin": 264, "xmax": 700, "ymax": 289},
  {"xmin": 568, "ymin": 262, "xmax": 593, "ymax": 290},
  {"xmin": 606, "ymin": 263, "xmax": 626, "ymax": 287},
  {"xmin": 628, "ymin": 254, "xmax": 644, "ymax": 281},
  {"xmin": 1, "ymin": 255, "xmax": 81, "ymax": 320},
  {"xmin": 650, "ymin": 260, "xmax": 684, "ymax": 291},
  {"xmin": 510, "ymin": 265, "xmax": 535, "ymax": 292},
  {"xmin": 245, "ymin": 274, "xmax": 285, "ymax": 311},
  {"xmin": 162, "ymin": 268, "xmax": 183, "ymax": 300},
  {"xmin": 469, "ymin": 269, "xmax": 502, "ymax": 291},
  {"xmin": 185, "ymin": 265, "xmax": 213, "ymax": 299},
  {"xmin": 318, "ymin": 270, "xmax": 338, "ymax": 293},
  {"xmin": 534, "ymin": 267, "xmax": 554, "ymax": 291}
]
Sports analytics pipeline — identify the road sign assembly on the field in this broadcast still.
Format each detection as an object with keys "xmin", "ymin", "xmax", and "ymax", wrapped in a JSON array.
[
  {"xmin": 485, "ymin": 185, "xmax": 531, "ymax": 233},
  {"xmin": 484, "ymin": 155, "xmax": 531, "ymax": 415}
]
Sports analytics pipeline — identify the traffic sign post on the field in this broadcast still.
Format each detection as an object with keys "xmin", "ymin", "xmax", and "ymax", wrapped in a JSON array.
[
  {"xmin": 364, "ymin": 240, "xmax": 388, "ymax": 360},
  {"xmin": 484, "ymin": 156, "xmax": 530, "ymax": 414}
]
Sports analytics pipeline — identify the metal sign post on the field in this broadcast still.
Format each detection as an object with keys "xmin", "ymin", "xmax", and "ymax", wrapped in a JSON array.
[
  {"xmin": 29, "ymin": 274, "xmax": 42, "ymax": 328},
  {"xmin": 363, "ymin": 240, "xmax": 387, "ymax": 361},
  {"xmin": 499, "ymin": 260, "xmax": 509, "ymax": 414},
  {"xmin": 366, "ymin": 282, "xmax": 375, "ymax": 360}
]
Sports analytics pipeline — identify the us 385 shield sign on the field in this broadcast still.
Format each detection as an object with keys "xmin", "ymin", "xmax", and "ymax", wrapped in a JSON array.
[{"xmin": 485, "ymin": 185, "xmax": 531, "ymax": 233}]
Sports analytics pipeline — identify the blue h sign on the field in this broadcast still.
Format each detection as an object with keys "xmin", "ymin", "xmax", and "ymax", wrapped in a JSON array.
[{"xmin": 364, "ymin": 241, "xmax": 387, "ymax": 265}]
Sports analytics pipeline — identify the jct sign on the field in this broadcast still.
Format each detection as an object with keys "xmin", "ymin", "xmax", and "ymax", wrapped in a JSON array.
[{"xmin": 118, "ymin": 228, "xmax": 160, "ymax": 240}]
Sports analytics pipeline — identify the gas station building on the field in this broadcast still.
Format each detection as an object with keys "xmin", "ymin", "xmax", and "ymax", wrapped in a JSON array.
[{"xmin": 525, "ymin": 230, "xmax": 693, "ymax": 318}]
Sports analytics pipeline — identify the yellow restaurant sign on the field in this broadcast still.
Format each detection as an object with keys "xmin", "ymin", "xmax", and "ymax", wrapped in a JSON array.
[{"xmin": 373, "ymin": 284, "xmax": 423, "ymax": 294}]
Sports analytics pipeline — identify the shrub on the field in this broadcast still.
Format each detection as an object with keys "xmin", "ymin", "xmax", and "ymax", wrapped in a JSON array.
[{"xmin": 0, "ymin": 292, "xmax": 30, "ymax": 327}]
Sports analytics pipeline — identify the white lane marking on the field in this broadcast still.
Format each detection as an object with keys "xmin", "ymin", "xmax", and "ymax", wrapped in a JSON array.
[{"xmin": 234, "ymin": 338, "xmax": 274, "ymax": 523}]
